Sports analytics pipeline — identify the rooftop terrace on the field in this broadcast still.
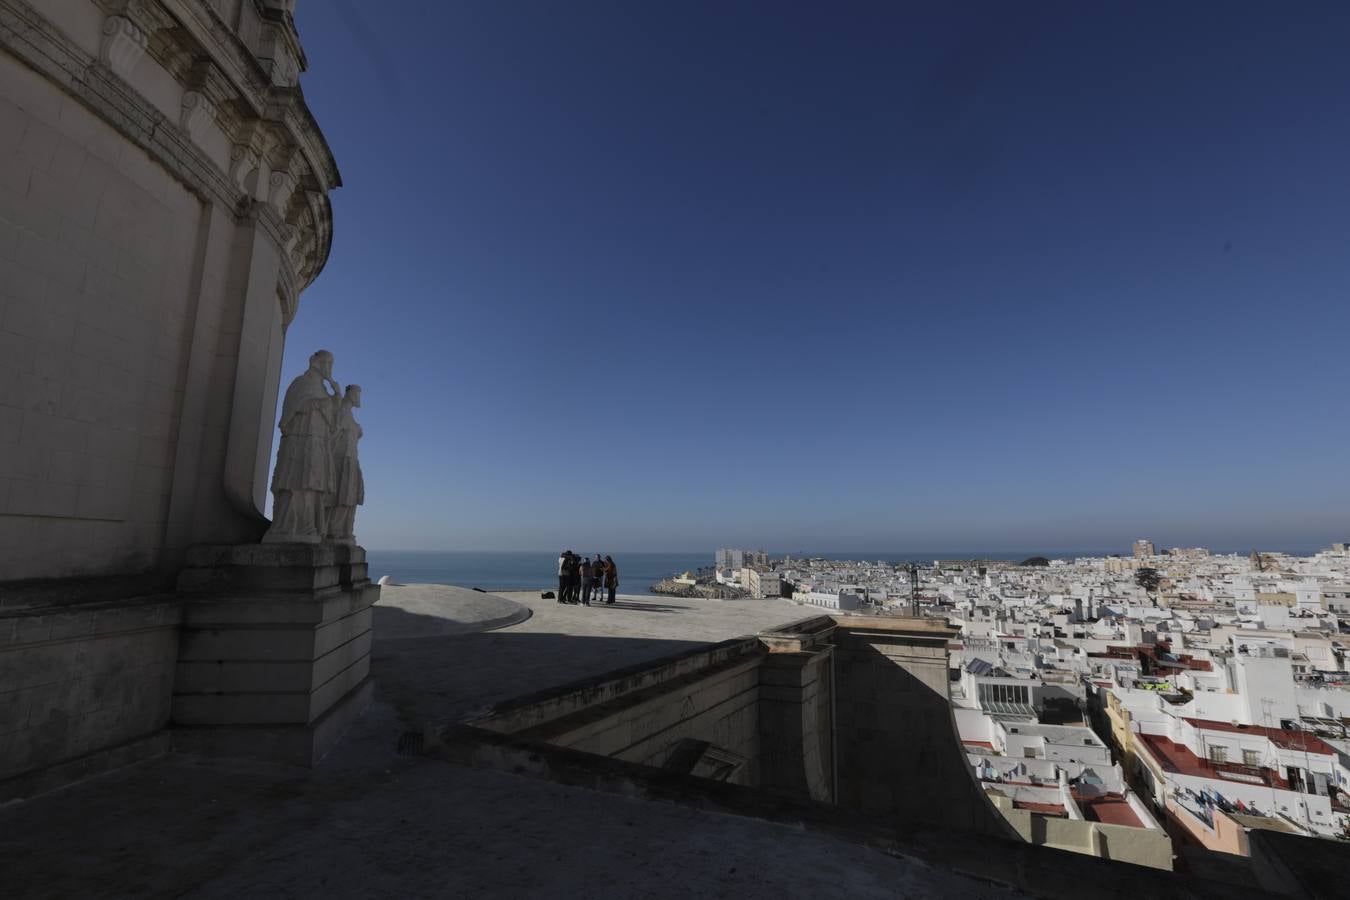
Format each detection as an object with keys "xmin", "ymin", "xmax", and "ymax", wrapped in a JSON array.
[
  {"xmin": 0, "ymin": 591, "xmax": 1025, "ymax": 898},
  {"xmin": 1138, "ymin": 733, "xmax": 1291, "ymax": 791},
  {"xmin": 1182, "ymin": 718, "xmax": 1337, "ymax": 756},
  {"xmin": 1078, "ymin": 794, "xmax": 1145, "ymax": 828}
]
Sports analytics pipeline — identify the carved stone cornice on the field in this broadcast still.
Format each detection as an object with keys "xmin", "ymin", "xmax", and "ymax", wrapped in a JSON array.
[
  {"xmin": 262, "ymin": 87, "xmax": 338, "ymax": 191},
  {"xmin": 179, "ymin": 88, "xmax": 214, "ymax": 139},
  {"xmin": 255, "ymin": 3, "xmax": 305, "ymax": 88},
  {"xmin": 2, "ymin": 0, "xmax": 338, "ymax": 296},
  {"xmin": 259, "ymin": 3, "xmax": 307, "ymax": 71},
  {"xmin": 148, "ymin": 25, "xmax": 195, "ymax": 82},
  {"xmin": 186, "ymin": 55, "xmax": 234, "ymax": 106},
  {"xmin": 229, "ymin": 143, "xmax": 260, "ymax": 194},
  {"xmin": 98, "ymin": 14, "xmax": 149, "ymax": 78},
  {"xmin": 98, "ymin": 0, "xmax": 175, "ymax": 33},
  {"xmin": 161, "ymin": 0, "xmax": 272, "ymax": 118},
  {"xmin": 266, "ymin": 150, "xmax": 300, "ymax": 217},
  {"xmin": 179, "ymin": 57, "xmax": 233, "ymax": 139}
]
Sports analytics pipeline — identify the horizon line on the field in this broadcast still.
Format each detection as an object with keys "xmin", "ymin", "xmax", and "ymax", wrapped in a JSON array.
[{"xmin": 362, "ymin": 546, "xmax": 1325, "ymax": 557}]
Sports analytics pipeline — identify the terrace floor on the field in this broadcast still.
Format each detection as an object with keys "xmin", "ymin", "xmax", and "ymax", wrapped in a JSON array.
[
  {"xmin": 1079, "ymin": 794, "xmax": 1145, "ymax": 828},
  {"xmin": 1, "ymin": 591, "xmax": 1020, "ymax": 899}
]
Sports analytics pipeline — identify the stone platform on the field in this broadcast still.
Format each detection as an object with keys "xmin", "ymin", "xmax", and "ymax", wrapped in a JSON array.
[
  {"xmin": 171, "ymin": 543, "xmax": 379, "ymax": 766},
  {"xmin": 0, "ymin": 593, "xmax": 1023, "ymax": 899},
  {"xmin": 372, "ymin": 584, "xmax": 531, "ymax": 639}
]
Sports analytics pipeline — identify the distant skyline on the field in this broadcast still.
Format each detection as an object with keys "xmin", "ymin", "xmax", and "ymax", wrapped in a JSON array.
[
  {"xmin": 282, "ymin": 2, "xmax": 1350, "ymax": 552},
  {"xmin": 367, "ymin": 544, "xmax": 1332, "ymax": 558}
]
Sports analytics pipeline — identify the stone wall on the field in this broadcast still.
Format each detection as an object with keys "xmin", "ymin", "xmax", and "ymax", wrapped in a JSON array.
[
  {"xmin": 0, "ymin": 0, "xmax": 346, "ymax": 793},
  {"xmin": 828, "ymin": 615, "xmax": 1016, "ymax": 837},
  {"xmin": 0, "ymin": 0, "xmax": 338, "ymax": 584},
  {"xmin": 0, "ymin": 597, "xmax": 180, "ymax": 798},
  {"xmin": 757, "ymin": 634, "xmax": 834, "ymax": 802},
  {"xmin": 991, "ymin": 794, "xmax": 1174, "ymax": 871},
  {"xmin": 551, "ymin": 657, "xmax": 761, "ymax": 781},
  {"xmin": 473, "ymin": 639, "xmax": 767, "ymax": 787},
  {"xmin": 0, "ymin": 48, "xmax": 207, "ymax": 578},
  {"xmin": 468, "ymin": 614, "xmax": 1012, "ymax": 832}
]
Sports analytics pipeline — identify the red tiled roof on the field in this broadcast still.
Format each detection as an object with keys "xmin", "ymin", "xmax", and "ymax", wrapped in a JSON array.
[
  {"xmin": 1182, "ymin": 718, "xmax": 1335, "ymax": 755},
  {"xmin": 1137, "ymin": 733, "xmax": 1290, "ymax": 790},
  {"xmin": 1077, "ymin": 794, "xmax": 1145, "ymax": 828},
  {"xmin": 962, "ymin": 740, "xmax": 995, "ymax": 749}
]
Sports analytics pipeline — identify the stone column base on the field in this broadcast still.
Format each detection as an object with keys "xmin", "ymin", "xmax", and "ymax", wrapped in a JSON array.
[{"xmin": 171, "ymin": 543, "xmax": 379, "ymax": 766}]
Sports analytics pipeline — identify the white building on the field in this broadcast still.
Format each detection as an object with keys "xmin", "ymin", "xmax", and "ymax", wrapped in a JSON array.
[
  {"xmin": 795, "ymin": 590, "xmax": 861, "ymax": 611},
  {"xmin": 744, "ymin": 568, "xmax": 781, "ymax": 599}
]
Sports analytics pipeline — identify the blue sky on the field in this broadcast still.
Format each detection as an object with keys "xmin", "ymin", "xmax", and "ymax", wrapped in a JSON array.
[{"xmin": 279, "ymin": 1, "xmax": 1350, "ymax": 554}]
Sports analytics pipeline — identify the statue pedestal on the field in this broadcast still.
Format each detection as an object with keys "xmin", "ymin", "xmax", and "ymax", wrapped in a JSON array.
[{"xmin": 171, "ymin": 543, "xmax": 379, "ymax": 765}]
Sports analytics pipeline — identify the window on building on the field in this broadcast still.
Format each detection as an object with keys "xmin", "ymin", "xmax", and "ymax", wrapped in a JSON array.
[
  {"xmin": 978, "ymin": 682, "xmax": 1031, "ymax": 708},
  {"xmin": 1024, "ymin": 747, "xmax": 1037, "ymax": 758},
  {"xmin": 1242, "ymin": 749, "xmax": 1261, "ymax": 767},
  {"xmin": 1208, "ymin": 746, "xmax": 1227, "ymax": 764}
]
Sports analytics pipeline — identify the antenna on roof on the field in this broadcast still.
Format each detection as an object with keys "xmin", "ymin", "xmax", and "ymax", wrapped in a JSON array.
[{"xmin": 909, "ymin": 563, "xmax": 920, "ymax": 617}]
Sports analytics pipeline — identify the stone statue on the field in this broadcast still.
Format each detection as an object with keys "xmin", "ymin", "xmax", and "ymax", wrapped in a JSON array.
[
  {"xmin": 325, "ymin": 384, "xmax": 365, "ymax": 545},
  {"xmin": 262, "ymin": 350, "xmax": 340, "ymax": 544}
]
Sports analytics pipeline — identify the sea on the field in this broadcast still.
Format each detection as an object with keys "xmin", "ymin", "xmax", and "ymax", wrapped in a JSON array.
[
  {"xmin": 366, "ymin": 550, "xmax": 711, "ymax": 595},
  {"xmin": 361, "ymin": 549, "xmax": 1219, "ymax": 595}
]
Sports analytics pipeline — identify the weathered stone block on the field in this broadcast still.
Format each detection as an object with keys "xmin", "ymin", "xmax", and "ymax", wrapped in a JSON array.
[
  {"xmin": 308, "ymin": 654, "xmax": 369, "ymax": 720},
  {"xmin": 172, "ymin": 691, "xmax": 311, "ymax": 725},
  {"xmin": 177, "ymin": 626, "xmax": 314, "ymax": 661},
  {"xmin": 172, "ymin": 677, "xmax": 372, "ymax": 767},
  {"xmin": 313, "ymin": 606, "xmax": 372, "ymax": 658},
  {"xmin": 0, "ymin": 687, "xmax": 32, "ymax": 735},
  {"xmin": 169, "ymin": 544, "xmax": 378, "ymax": 765},
  {"xmin": 312, "ymin": 629, "xmax": 372, "ymax": 688},
  {"xmin": 0, "ymin": 606, "xmax": 176, "ymax": 784}
]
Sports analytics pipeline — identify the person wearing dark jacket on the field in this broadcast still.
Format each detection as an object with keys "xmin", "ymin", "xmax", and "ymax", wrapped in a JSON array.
[
  {"xmin": 565, "ymin": 552, "xmax": 581, "ymax": 603},
  {"xmin": 603, "ymin": 555, "xmax": 618, "ymax": 604}
]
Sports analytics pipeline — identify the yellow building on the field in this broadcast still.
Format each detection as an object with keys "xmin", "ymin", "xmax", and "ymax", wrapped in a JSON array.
[{"xmin": 1256, "ymin": 592, "xmax": 1297, "ymax": 607}]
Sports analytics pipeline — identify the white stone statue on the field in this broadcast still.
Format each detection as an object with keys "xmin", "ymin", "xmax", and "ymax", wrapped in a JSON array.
[
  {"xmin": 325, "ymin": 384, "xmax": 365, "ymax": 545},
  {"xmin": 262, "ymin": 350, "xmax": 340, "ymax": 544}
]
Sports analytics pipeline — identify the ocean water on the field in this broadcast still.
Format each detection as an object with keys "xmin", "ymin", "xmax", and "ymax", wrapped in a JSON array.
[{"xmin": 365, "ymin": 550, "xmax": 712, "ymax": 594}]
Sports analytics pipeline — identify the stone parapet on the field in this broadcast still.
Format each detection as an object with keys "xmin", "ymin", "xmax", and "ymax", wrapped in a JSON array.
[
  {"xmin": 829, "ymin": 616, "xmax": 1015, "ymax": 838},
  {"xmin": 170, "ymin": 543, "xmax": 378, "ymax": 766},
  {"xmin": 0, "ymin": 595, "xmax": 181, "ymax": 798},
  {"xmin": 757, "ymin": 644, "xmax": 834, "ymax": 803}
]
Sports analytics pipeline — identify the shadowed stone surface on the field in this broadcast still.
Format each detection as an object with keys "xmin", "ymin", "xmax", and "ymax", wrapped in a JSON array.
[
  {"xmin": 373, "ymin": 591, "xmax": 813, "ymax": 727},
  {"xmin": 0, "ymin": 719, "xmax": 1018, "ymax": 899},
  {"xmin": 0, "ymin": 592, "xmax": 1023, "ymax": 898}
]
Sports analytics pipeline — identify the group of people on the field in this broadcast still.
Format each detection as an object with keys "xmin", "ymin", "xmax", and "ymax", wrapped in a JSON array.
[{"xmin": 556, "ymin": 551, "xmax": 618, "ymax": 606}]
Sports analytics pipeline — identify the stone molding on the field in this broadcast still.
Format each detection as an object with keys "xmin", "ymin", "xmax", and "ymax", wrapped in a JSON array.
[
  {"xmin": 98, "ymin": 14, "xmax": 149, "ymax": 78},
  {"xmin": 1, "ymin": 0, "xmax": 339, "ymax": 297},
  {"xmin": 178, "ymin": 88, "xmax": 215, "ymax": 139}
]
